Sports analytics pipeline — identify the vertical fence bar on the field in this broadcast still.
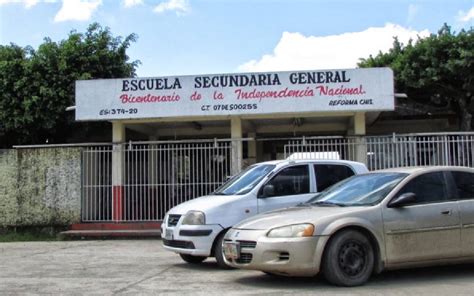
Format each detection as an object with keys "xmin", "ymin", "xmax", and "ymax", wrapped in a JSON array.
[
  {"xmin": 108, "ymin": 146, "xmax": 111, "ymax": 221},
  {"xmin": 99, "ymin": 147, "xmax": 102, "ymax": 221}
]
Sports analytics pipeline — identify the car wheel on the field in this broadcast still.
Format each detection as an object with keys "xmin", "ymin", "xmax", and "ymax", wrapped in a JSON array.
[
  {"xmin": 214, "ymin": 230, "xmax": 234, "ymax": 269},
  {"xmin": 179, "ymin": 253, "xmax": 207, "ymax": 264},
  {"xmin": 322, "ymin": 230, "xmax": 374, "ymax": 287}
]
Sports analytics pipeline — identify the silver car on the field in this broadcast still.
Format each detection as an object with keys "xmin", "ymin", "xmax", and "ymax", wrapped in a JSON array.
[{"xmin": 223, "ymin": 166, "xmax": 474, "ymax": 286}]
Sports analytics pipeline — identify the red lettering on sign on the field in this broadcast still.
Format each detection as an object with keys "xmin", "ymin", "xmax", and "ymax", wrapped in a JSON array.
[
  {"xmin": 316, "ymin": 85, "xmax": 366, "ymax": 96},
  {"xmin": 234, "ymin": 87, "xmax": 314, "ymax": 102},
  {"xmin": 120, "ymin": 93, "xmax": 181, "ymax": 104}
]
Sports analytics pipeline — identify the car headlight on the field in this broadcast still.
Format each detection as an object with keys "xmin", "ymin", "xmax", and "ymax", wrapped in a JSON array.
[
  {"xmin": 267, "ymin": 223, "xmax": 314, "ymax": 238},
  {"xmin": 181, "ymin": 211, "xmax": 206, "ymax": 225}
]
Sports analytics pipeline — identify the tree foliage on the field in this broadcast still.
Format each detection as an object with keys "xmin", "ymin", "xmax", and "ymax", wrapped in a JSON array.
[
  {"xmin": 0, "ymin": 23, "xmax": 139, "ymax": 146},
  {"xmin": 359, "ymin": 24, "xmax": 474, "ymax": 131}
]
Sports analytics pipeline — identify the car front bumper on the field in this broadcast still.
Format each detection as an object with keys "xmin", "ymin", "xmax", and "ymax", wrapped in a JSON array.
[
  {"xmin": 161, "ymin": 221, "xmax": 224, "ymax": 257},
  {"xmin": 223, "ymin": 228, "xmax": 330, "ymax": 277}
]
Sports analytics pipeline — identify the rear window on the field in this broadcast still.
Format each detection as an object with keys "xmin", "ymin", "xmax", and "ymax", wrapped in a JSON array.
[
  {"xmin": 314, "ymin": 164, "xmax": 355, "ymax": 192},
  {"xmin": 395, "ymin": 171, "xmax": 449, "ymax": 204},
  {"xmin": 451, "ymin": 171, "xmax": 474, "ymax": 200}
]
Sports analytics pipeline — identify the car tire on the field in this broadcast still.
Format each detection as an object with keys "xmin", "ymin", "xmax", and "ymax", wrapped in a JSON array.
[
  {"xmin": 262, "ymin": 271, "xmax": 284, "ymax": 277},
  {"xmin": 322, "ymin": 230, "xmax": 374, "ymax": 287},
  {"xmin": 214, "ymin": 230, "xmax": 234, "ymax": 269},
  {"xmin": 179, "ymin": 253, "xmax": 207, "ymax": 264}
]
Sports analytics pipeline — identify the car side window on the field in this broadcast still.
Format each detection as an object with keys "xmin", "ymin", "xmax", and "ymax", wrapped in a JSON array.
[
  {"xmin": 314, "ymin": 164, "xmax": 355, "ymax": 192},
  {"xmin": 451, "ymin": 171, "xmax": 474, "ymax": 200},
  {"xmin": 265, "ymin": 165, "xmax": 309, "ymax": 197},
  {"xmin": 395, "ymin": 172, "xmax": 449, "ymax": 204}
]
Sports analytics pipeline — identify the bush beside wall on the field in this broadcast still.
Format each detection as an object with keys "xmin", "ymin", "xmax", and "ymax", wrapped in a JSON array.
[{"xmin": 0, "ymin": 150, "xmax": 19, "ymax": 226}]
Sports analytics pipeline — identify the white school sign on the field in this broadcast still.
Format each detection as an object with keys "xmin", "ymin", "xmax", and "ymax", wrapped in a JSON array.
[{"xmin": 75, "ymin": 67, "xmax": 394, "ymax": 121}]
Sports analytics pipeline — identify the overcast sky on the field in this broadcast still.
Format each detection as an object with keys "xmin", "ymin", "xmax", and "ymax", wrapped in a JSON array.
[{"xmin": 0, "ymin": 0, "xmax": 473, "ymax": 77}]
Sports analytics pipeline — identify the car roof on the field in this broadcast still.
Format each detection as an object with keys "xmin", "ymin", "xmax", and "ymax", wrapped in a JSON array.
[
  {"xmin": 371, "ymin": 166, "xmax": 474, "ymax": 174},
  {"xmin": 257, "ymin": 159, "xmax": 364, "ymax": 166}
]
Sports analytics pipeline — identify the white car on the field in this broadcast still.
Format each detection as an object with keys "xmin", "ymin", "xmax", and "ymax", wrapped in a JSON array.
[{"xmin": 161, "ymin": 159, "xmax": 368, "ymax": 267}]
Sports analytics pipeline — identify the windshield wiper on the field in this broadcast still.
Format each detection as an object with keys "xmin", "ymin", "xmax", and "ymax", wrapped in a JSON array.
[
  {"xmin": 310, "ymin": 201, "xmax": 346, "ymax": 207},
  {"xmin": 296, "ymin": 202, "xmax": 311, "ymax": 207}
]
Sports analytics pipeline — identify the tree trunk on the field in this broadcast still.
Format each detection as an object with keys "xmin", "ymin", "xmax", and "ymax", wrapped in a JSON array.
[{"xmin": 457, "ymin": 97, "xmax": 472, "ymax": 131}]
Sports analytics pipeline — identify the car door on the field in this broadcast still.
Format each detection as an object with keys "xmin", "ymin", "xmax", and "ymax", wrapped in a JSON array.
[
  {"xmin": 257, "ymin": 164, "xmax": 314, "ymax": 213},
  {"xmin": 382, "ymin": 171, "xmax": 461, "ymax": 264},
  {"xmin": 450, "ymin": 170, "xmax": 474, "ymax": 257}
]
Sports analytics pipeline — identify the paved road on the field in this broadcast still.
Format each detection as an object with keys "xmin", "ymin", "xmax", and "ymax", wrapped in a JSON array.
[{"xmin": 1, "ymin": 240, "xmax": 473, "ymax": 295}]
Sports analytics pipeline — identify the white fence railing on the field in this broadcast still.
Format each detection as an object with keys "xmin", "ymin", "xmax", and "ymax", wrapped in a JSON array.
[
  {"xmin": 81, "ymin": 140, "xmax": 231, "ymax": 222},
  {"xmin": 81, "ymin": 146, "xmax": 113, "ymax": 222},
  {"xmin": 367, "ymin": 133, "xmax": 474, "ymax": 170},
  {"xmin": 82, "ymin": 133, "xmax": 474, "ymax": 222},
  {"xmin": 284, "ymin": 132, "xmax": 474, "ymax": 171}
]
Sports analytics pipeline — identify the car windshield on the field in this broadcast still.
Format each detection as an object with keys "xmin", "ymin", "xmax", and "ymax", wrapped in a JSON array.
[
  {"xmin": 307, "ymin": 172, "xmax": 408, "ymax": 206},
  {"xmin": 213, "ymin": 164, "xmax": 276, "ymax": 195}
]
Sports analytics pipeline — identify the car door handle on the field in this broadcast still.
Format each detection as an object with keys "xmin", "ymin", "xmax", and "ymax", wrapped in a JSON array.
[{"xmin": 441, "ymin": 210, "xmax": 451, "ymax": 215}]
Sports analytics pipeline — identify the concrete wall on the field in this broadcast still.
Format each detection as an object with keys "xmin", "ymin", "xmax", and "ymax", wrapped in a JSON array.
[{"xmin": 0, "ymin": 148, "xmax": 82, "ymax": 227}]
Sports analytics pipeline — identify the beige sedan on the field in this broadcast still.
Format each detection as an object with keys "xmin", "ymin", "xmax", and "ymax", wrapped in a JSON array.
[{"xmin": 223, "ymin": 166, "xmax": 474, "ymax": 286}]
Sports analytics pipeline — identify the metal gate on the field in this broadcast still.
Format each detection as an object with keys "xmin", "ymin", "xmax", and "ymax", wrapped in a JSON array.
[
  {"xmin": 366, "ymin": 133, "xmax": 474, "ymax": 170},
  {"xmin": 81, "ymin": 140, "xmax": 232, "ymax": 222},
  {"xmin": 82, "ymin": 132, "xmax": 474, "ymax": 222},
  {"xmin": 284, "ymin": 132, "xmax": 474, "ymax": 170}
]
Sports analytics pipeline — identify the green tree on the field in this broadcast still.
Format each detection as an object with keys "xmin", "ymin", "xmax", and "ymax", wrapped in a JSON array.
[
  {"xmin": 359, "ymin": 24, "xmax": 474, "ymax": 131},
  {"xmin": 0, "ymin": 23, "xmax": 139, "ymax": 146}
]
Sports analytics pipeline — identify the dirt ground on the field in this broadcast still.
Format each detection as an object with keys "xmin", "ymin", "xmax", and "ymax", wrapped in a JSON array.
[{"xmin": 1, "ymin": 240, "xmax": 473, "ymax": 295}]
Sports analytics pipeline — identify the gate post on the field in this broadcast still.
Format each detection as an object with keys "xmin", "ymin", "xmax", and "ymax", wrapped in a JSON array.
[
  {"xmin": 112, "ymin": 122, "xmax": 125, "ymax": 221},
  {"xmin": 247, "ymin": 132, "xmax": 257, "ymax": 165},
  {"xmin": 231, "ymin": 117, "xmax": 243, "ymax": 175},
  {"xmin": 351, "ymin": 112, "xmax": 367, "ymax": 165},
  {"xmin": 355, "ymin": 137, "xmax": 367, "ymax": 166}
]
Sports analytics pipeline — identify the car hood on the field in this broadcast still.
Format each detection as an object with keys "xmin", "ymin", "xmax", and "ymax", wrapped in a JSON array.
[
  {"xmin": 234, "ymin": 205, "xmax": 368, "ymax": 230},
  {"xmin": 167, "ymin": 194, "xmax": 242, "ymax": 215}
]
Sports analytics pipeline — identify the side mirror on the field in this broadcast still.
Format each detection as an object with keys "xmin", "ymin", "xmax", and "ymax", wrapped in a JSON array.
[
  {"xmin": 388, "ymin": 192, "xmax": 416, "ymax": 208},
  {"xmin": 262, "ymin": 184, "xmax": 275, "ymax": 197}
]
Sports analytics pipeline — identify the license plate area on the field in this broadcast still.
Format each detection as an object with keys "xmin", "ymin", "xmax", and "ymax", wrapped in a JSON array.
[
  {"xmin": 164, "ymin": 229, "xmax": 174, "ymax": 240},
  {"xmin": 223, "ymin": 242, "xmax": 240, "ymax": 260}
]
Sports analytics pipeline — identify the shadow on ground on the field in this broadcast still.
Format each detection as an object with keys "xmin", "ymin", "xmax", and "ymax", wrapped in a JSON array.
[
  {"xmin": 171, "ymin": 259, "xmax": 242, "ymax": 272},
  {"xmin": 167, "ymin": 256, "xmax": 474, "ymax": 290},
  {"xmin": 232, "ymin": 263, "xmax": 474, "ymax": 289}
]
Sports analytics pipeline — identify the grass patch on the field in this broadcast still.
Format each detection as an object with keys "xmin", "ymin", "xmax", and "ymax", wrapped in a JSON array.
[{"xmin": 0, "ymin": 227, "xmax": 62, "ymax": 242}]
